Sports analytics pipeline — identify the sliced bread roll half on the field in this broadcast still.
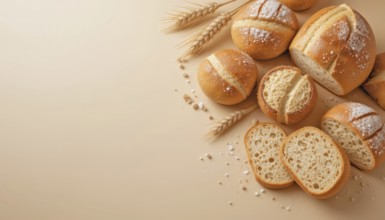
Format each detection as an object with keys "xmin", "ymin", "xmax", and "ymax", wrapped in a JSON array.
[
  {"xmin": 321, "ymin": 102, "xmax": 385, "ymax": 170},
  {"xmin": 290, "ymin": 4, "xmax": 376, "ymax": 96},
  {"xmin": 257, "ymin": 66, "xmax": 317, "ymax": 125},
  {"xmin": 363, "ymin": 53, "xmax": 385, "ymax": 110},
  {"xmin": 244, "ymin": 123, "xmax": 294, "ymax": 189},
  {"xmin": 280, "ymin": 127, "xmax": 351, "ymax": 199}
]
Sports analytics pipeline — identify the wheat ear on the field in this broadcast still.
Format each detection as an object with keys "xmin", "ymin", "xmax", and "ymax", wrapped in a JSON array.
[
  {"xmin": 205, "ymin": 105, "xmax": 258, "ymax": 138},
  {"xmin": 163, "ymin": 0, "xmax": 236, "ymax": 33},
  {"xmin": 178, "ymin": 1, "xmax": 250, "ymax": 61}
]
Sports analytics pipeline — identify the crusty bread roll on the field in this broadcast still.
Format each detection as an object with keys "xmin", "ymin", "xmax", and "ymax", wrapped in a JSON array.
[
  {"xmin": 280, "ymin": 126, "xmax": 351, "ymax": 199},
  {"xmin": 257, "ymin": 66, "xmax": 317, "ymax": 125},
  {"xmin": 321, "ymin": 102, "xmax": 385, "ymax": 171},
  {"xmin": 278, "ymin": 0, "xmax": 317, "ymax": 11},
  {"xmin": 363, "ymin": 53, "xmax": 385, "ymax": 110},
  {"xmin": 231, "ymin": 0, "xmax": 299, "ymax": 60},
  {"xmin": 290, "ymin": 4, "xmax": 376, "ymax": 96},
  {"xmin": 244, "ymin": 123, "xmax": 294, "ymax": 189},
  {"xmin": 197, "ymin": 49, "xmax": 258, "ymax": 105}
]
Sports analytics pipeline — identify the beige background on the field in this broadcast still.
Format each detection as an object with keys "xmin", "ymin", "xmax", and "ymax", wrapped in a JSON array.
[{"xmin": 0, "ymin": 0, "xmax": 385, "ymax": 219}]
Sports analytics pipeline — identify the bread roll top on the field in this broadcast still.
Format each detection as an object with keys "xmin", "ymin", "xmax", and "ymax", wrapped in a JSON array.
[{"xmin": 234, "ymin": 0, "xmax": 298, "ymax": 29}]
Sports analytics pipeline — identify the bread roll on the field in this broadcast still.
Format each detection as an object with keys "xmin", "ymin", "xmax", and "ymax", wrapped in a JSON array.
[
  {"xmin": 290, "ymin": 4, "xmax": 376, "ymax": 96},
  {"xmin": 280, "ymin": 126, "xmax": 351, "ymax": 199},
  {"xmin": 278, "ymin": 0, "xmax": 317, "ymax": 11},
  {"xmin": 363, "ymin": 53, "xmax": 385, "ymax": 110},
  {"xmin": 321, "ymin": 102, "xmax": 385, "ymax": 171},
  {"xmin": 231, "ymin": 0, "xmax": 299, "ymax": 60},
  {"xmin": 257, "ymin": 66, "xmax": 317, "ymax": 125},
  {"xmin": 197, "ymin": 49, "xmax": 258, "ymax": 105},
  {"xmin": 244, "ymin": 123, "xmax": 294, "ymax": 189}
]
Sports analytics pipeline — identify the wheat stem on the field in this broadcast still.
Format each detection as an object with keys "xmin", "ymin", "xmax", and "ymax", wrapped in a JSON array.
[
  {"xmin": 205, "ymin": 105, "xmax": 258, "ymax": 138},
  {"xmin": 163, "ymin": 0, "xmax": 236, "ymax": 33}
]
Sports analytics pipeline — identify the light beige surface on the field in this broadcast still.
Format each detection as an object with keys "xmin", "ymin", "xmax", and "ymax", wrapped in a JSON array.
[{"xmin": 0, "ymin": 0, "xmax": 385, "ymax": 219}]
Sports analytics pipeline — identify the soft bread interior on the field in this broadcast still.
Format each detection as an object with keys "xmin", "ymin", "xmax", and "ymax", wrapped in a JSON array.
[
  {"xmin": 262, "ymin": 68, "xmax": 313, "ymax": 123},
  {"xmin": 321, "ymin": 118, "xmax": 375, "ymax": 170},
  {"xmin": 245, "ymin": 124, "xmax": 292, "ymax": 186},
  {"xmin": 282, "ymin": 129, "xmax": 344, "ymax": 194},
  {"xmin": 262, "ymin": 69, "xmax": 300, "ymax": 111},
  {"xmin": 285, "ymin": 76, "xmax": 312, "ymax": 114},
  {"xmin": 290, "ymin": 49, "xmax": 343, "ymax": 95}
]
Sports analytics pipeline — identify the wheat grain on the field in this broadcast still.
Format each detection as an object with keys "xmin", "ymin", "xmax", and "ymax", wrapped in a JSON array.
[
  {"xmin": 163, "ymin": 0, "xmax": 236, "ymax": 33},
  {"xmin": 205, "ymin": 105, "xmax": 258, "ymax": 138}
]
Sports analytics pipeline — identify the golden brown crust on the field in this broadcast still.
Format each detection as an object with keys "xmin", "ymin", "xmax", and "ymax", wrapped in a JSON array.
[
  {"xmin": 321, "ymin": 102, "xmax": 385, "ymax": 171},
  {"xmin": 279, "ymin": 127, "xmax": 351, "ymax": 199},
  {"xmin": 257, "ymin": 66, "xmax": 317, "ymax": 125},
  {"xmin": 244, "ymin": 123, "xmax": 294, "ymax": 189},
  {"xmin": 290, "ymin": 4, "xmax": 376, "ymax": 96},
  {"xmin": 197, "ymin": 49, "xmax": 258, "ymax": 105},
  {"xmin": 231, "ymin": 0, "xmax": 299, "ymax": 60},
  {"xmin": 363, "ymin": 53, "xmax": 385, "ymax": 110},
  {"xmin": 278, "ymin": 0, "xmax": 317, "ymax": 11}
]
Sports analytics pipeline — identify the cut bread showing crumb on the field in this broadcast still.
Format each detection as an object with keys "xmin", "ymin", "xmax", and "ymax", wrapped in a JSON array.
[
  {"xmin": 280, "ymin": 127, "xmax": 350, "ymax": 199},
  {"xmin": 321, "ymin": 118, "xmax": 375, "ymax": 170},
  {"xmin": 258, "ymin": 65, "xmax": 317, "ymax": 125},
  {"xmin": 244, "ymin": 123, "xmax": 294, "ymax": 189},
  {"xmin": 321, "ymin": 102, "xmax": 385, "ymax": 170}
]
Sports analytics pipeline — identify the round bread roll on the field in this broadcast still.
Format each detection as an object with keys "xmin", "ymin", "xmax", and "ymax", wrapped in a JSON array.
[
  {"xmin": 363, "ymin": 53, "xmax": 385, "ymax": 110},
  {"xmin": 278, "ymin": 0, "xmax": 317, "ymax": 11},
  {"xmin": 257, "ymin": 66, "xmax": 317, "ymax": 125},
  {"xmin": 290, "ymin": 4, "xmax": 376, "ymax": 96},
  {"xmin": 321, "ymin": 102, "xmax": 385, "ymax": 171},
  {"xmin": 197, "ymin": 49, "xmax": 258, "ymax": 105},
  {"xmin": 231, "ymin": 0, "xmax": 299, "ymax": 60}
]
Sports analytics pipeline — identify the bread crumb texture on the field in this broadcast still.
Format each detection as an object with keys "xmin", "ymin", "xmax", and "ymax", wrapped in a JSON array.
[
  {"xmin": 321, "ymin": 102, "xmax": 385, "ymax": 170},
  {"xmin": 282, "ymin": 128, "xmax": 344, "ymax": 194}
]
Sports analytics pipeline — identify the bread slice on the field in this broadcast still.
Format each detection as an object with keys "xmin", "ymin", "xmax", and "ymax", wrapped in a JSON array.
[
  {"xmin": 280, "ymin": 127, "xmax": 350, "ymax": 199},
  {"xmin": 289, "ymin": 4, "xmax": 376, "ymax": 96},
  {"xmin": 321, "ymin": 102, "xmax": 385, "ymax": 170},
  {"xmin": 257, "ymin": 66, "xmax": 317, "ymax": 125},
  {"xmin": 244, "ymin": 123, "xmax": 294, "ymax": 189},
  {"xmin": 363, "ymin": 53, "xmax": 385, "ymax": 110}
]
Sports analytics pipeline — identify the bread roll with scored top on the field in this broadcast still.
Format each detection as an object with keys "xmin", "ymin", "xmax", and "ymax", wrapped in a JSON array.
[
  {"xmin": 231, "ymin": 0, "xmax": 299, "ymax": 60},
  {"xmin": 197, "ymin": 49, "xmax": 258, "ymax": 105},
  {"xmin": 280, "ymin": 126, "xmax": 351, "ymax": 199},
  {"xmin": 257, "ymin": 66, "xmax": 317, "ymax": 125},
  {"xmin": 363, "ymin": 53, "xmax": 385, "ymax": 110},
  {"xmin": 321, "ymin": 102, "xmax": 385, "ymax": 171},
  {"xmin": 290, "ymin": 4, "xmax": 376, "ymax": 96},
  {"xmin": 244, "ymin": 123, "xmax": 294, "ymax": 189},
  {"xmin": 278, "ymin": 0, "xmax": 317, "ymax": 11}
]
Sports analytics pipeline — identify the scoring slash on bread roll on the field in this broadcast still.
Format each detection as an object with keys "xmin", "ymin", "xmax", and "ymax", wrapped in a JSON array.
[
  {"xmin": 197, "ymin": 49, "xmax": 258, "ymax": 105},
  {"xmin": 280, "ymin": 127, "xmax": 351, "ymax": 199},
  {"xmin": 363, "ymin": 53, "xmax": 385, "ymax": 110},
  {"xmin": 290, "ymin": 4, "xmax": 376, "ymax": 96},
  {"xmin": 257, "ymin": 66, "xmax": 317, "ymax": 125},
  {"xmin": 321, "ymin": 102, "xmax": 385, "ymax": 171},
  {"xmin": 244, "ymin": 123, "xmax": 294, "ymax": 189},
  {"xmin": 231, "ymin": 0, "xmax": 299, "ymax": 60},
  {"xmin": 278, "ymin": 0, "xmax": 317, "ymax": 11}
]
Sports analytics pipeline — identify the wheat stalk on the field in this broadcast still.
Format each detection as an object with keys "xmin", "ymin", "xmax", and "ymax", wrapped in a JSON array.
[
  {"xmin": 178, "ymin": 12, "xmax": 233, "ymax": 61},
  {"xmin": 205, "ymin": 105, "xmax": 258, "ymax": 138},
  {"xmin": 163, "ymin": 0, "xmax": 236, "ymax": 33},
  {"xmin": 178, "ymin": 1, "xmax": 251, "ymax": 61}
]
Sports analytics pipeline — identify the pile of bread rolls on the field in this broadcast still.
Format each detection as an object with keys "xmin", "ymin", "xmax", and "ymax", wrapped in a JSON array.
[{"xmin": 196, "ymin": 0, "xmax": 385, "ymax": 199}]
